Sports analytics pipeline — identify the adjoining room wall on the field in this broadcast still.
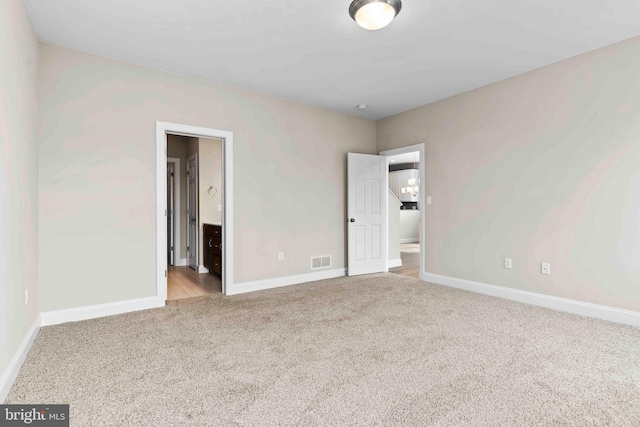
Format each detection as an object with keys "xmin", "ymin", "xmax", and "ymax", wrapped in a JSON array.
[
  {"xmin": 377, "ymin": 36, "xmax": 640, "ymax": 312},
  {"xmin": 198, "ymin": 138, "xmax": 223, "ymax": 266},
  {"xmin": 38, "ymin": 43, "xmax": 376, "ymax": 311},
  {"xmin": 388, "ymin": 192, "xmax": 401, "ymax": 263}
]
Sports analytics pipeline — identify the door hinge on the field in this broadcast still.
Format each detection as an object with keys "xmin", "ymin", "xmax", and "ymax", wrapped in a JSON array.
[
  {"xmin": 171, "ymin": 172, "xmax": 174, "ymax": 177},
  {"xmin": 165, "ymin": 270, "xmax": 167, "ymax": 277}
]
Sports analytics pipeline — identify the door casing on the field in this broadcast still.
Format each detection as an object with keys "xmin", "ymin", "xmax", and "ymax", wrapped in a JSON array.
[{"xmin": 156, "ymin": 121, "xmax": 234, "ymax": 299}]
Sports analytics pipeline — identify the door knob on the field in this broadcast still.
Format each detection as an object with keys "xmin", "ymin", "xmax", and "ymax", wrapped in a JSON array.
[{"xmin": 349, "ymin": 218, "xmax": 355, "ymax": 222}]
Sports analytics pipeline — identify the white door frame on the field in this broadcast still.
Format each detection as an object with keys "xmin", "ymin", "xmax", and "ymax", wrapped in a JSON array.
[
  {"xmin": 167, "ymin": 157, "xmax": 182, "ymax": 265},
  {"xmin": 156, "ymin": 121, "xmax": 234, "ymax": 298},
  {"xmin": 186, "ymin": 153, "xmax": 199, "ymax": 271},
  {"xmin": 380, "ymin": 143, "xmax": 425, "ymax": 280}
]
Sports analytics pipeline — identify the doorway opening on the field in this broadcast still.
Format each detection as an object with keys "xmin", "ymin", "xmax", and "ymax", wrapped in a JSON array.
[
  {"xmin": 380, "ymin": 144, "xmax": 425, "ymax": 280},
  {"xmin": 165, "ymin": 135, "xmax": 223, "ymax": 300},
  {"xmin": 156, "ymin": 122, "xmax": 234, "ymax": 302}
]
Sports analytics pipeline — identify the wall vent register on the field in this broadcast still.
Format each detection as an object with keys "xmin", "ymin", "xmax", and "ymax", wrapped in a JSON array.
[{"xmin": 311, "ymin": 255, "xmax": 332, "ymax": 270}]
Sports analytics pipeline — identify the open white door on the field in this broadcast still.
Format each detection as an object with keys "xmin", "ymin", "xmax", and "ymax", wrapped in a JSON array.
[
  {"xmin": 187, "ymin": 154, "xmax": 198, "ymax": 270},
  {"xmin": 347, "ymin": 152, "xmax": 387, "ymax": 276},
  {"xmin": 167, "ymin": 162, "xmax": 175, "ymax": 266}
]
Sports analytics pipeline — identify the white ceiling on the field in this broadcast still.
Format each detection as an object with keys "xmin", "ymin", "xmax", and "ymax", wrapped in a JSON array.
[
  {"xmin": 24, "ymin": 0, "xmax": 640, "ymax": 120},
  {"xmin": 388, "ymin": 151, "xmax": 419, "ymax": 164}
]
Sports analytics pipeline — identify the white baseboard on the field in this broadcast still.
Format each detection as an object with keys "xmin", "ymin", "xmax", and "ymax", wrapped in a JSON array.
[
  {"xmin": 388, "ymin": 259, "xmax": 402, "ymax": 268},
  {"xmin": 176, "ymin": 258, "xmax": 187, "ymax": 267},
  {"xmin": 227, "ymin": 268, "xmax": 345, "ymax": 296},
  {"xmin": 1, "ymin": 315, "xmax": 40, "ymax": 403},
  {"xmin": 400, "ymin": 238, "xmax": 419, "ymax": 244},
  {"xmin": 40, "ymin": 297, "xmax": 165, "ymax": 327},
  {"xmin": 421, "ymin": 272, "xmax": 640, "ymax": 328},
  {"xmin": 198, "ymin": 265, "xmax": 209, "ymax": 274}
]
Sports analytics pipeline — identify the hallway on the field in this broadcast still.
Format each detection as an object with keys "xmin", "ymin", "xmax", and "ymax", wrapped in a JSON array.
[
  {"xmin": 389, "ymin": 243, "xmax": 420, "ymax": 279},
  {"xmin": 167, "ymin": 266, "xmax": 221, "ymax": 301}
]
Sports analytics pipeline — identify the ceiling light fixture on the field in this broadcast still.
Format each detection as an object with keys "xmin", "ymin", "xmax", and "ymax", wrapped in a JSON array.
[
  {"xmin": 349, "ymin": 0, "xmax": 402, "ymax": 31},
  {"xmin": 357, "ymin": 104, "xmax": 368, "ymax": 110}
]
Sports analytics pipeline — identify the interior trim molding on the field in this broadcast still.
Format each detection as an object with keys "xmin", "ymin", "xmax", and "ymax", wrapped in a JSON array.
[
  {"xmin": 388, "ymin": 259, "xmax": 402, "ymax": 268},
  {"xmin": 197, "ymin": 265, "xmax": 209, "ymax": 274},
  {"xmin": 176, "ymin": 258, "xmax": 187, "ymax": 267},
  {"xmin": 422, "ymin": 272, "xmax": 640, "ymax": 327},
  {"xmin": 40, "ymin": 297, "xmax": 165, "ymax": 327},
  {"xmin": 0, "ymin": 315, "xmax": 41, "ymax": 403},
  {"xmin": 399, "ymin": 238, "xmax": 419, "ymax": 244},
  {"xmin": 156, "ymin": 121, "xmax": 234, "ymax": 297},
  {"xmin": 227, "ymin": 268, "xmax": 346, "ymax": 296}
]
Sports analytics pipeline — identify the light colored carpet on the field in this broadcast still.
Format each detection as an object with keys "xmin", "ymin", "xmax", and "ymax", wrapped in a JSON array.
[{"xmin": 7, "ymin": 274, "xmax": 640, "ymax": 426}]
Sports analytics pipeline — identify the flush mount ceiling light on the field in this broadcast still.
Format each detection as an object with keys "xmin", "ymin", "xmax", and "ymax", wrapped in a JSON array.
[{"xmin": 349, "ymin": 0, "xmax": 402, "ymax": 31}]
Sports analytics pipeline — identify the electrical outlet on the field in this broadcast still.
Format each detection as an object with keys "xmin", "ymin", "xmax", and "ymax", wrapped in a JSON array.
[
  {"xmin": 426, "ymin": 196, "xmax": 432, "ymax": 205},
  {"xmin": 25, "ymin": 289, "xmax": 28, "ymax": 305},
  {"xmin": 278, "ymin": 252, "xmax": 284, "ymax": 261},
  {"xmin": 504, "ymin": 258, "xmax": 512, "ymax": 269},
  {"xmin": 217, "ymin": 205, "xmax": 222, "ymax": 212},
  {"xmin": 541, "ymin": 263, "xmax": 551, "ymax": 275}
]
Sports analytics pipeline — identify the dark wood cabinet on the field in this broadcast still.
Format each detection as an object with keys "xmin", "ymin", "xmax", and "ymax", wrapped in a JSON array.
[{"xmin": 203, "ymin": 224, "xmax": 222, "ymax": 278}]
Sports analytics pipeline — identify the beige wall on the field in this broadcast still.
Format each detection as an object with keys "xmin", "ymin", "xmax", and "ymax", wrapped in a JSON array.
[
  {"xmin": 167, "ymin": 135, "xmax": 189, "ymax": 259},
  {"xmin": 198, "ymin": 138, "xmax": 223, "ymax": 266},
  {"xmin": 187, "ymin": 137, "xmax": 198, "ymax": 159},
  {"xmin": 38, "ymin": 43, "xmax": 376, "ymax": 311},
  {"xmin": 377, "ymin": 36, "xmax": 640, "ymax": 312},
  {"xmin": 0, "ymin": 0, "xmax": 39, "ymax": 393}
]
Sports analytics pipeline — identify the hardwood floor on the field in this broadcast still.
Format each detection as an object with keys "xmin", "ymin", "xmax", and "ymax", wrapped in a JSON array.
[
  {"xmin": 389, "ymin": 243, "xmax": 420, "ymax": 279},
  {"xmin": 167, "ymin": 266, "xmax": 221, "ymax": 301}
]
